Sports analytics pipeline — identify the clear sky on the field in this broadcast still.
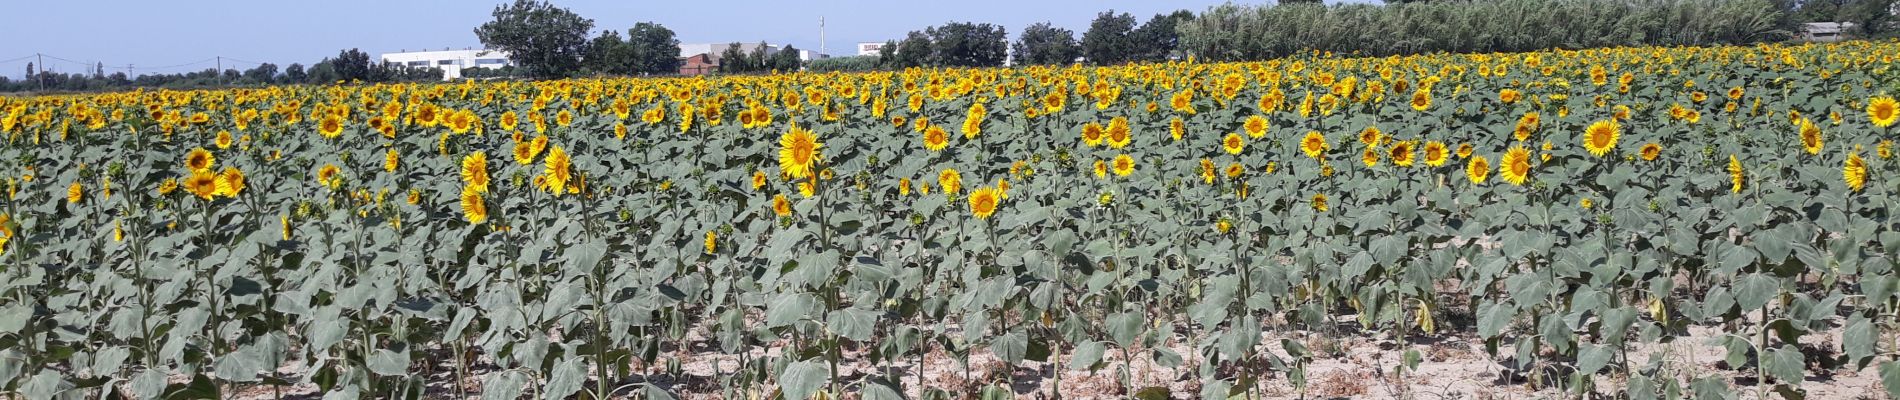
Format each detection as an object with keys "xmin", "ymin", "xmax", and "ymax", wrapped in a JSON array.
[{"xmin": 0, "ymin": 0, "xmax": 1359, "ymax": 79}]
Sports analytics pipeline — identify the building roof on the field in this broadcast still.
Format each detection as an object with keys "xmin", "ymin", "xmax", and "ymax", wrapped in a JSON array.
[{"xmin": 1804, "ymin": 22, "xmax": 1857, "ymax": 35}]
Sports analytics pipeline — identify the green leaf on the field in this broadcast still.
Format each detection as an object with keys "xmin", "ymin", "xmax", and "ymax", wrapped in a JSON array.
[
  {"xmin": 543, "ymin": 357, "xmax": 586, "ymax": 400},
  {"xmin": 1576, "ymin": 344, "xmax": 1612, "ymax": 376},
  {"xmin": 1763, "ymin": 345, "xmax": 1805, "ymax": 386},
  {"xmin": 1843, "ymin": 316, "xmax": 1874, "ymax": 368},
  {"xmin": 1736, "ymin": 273, "xmax": 1779, "ymax": 312},
  {"xmin": 367, "ymin": 349, "xmax": 408, "ymax": 376},
  {"xmin": 992, "ymin": 331, "xmax": 1027, "ymax": 364},
  {"xmin": 1107, "ymin": 312, "xmax": 1143, "ymax": 348},
  {"xmin": 766, "ymin": 293, "xmax": 817, "ymax": 328},
  {"xmin": 1880, "ymin": 361, "xmax": 1900, "ymax": 400},
  {"xmin": 779, "ymin": 360, "xmax": 830, "ymax": 400},
  {"xmin": 825, "ymin": 307, "xmax": 879, "ymax": 342},
  {"xmin": 1070, "ymin": 341, "xmax": 1106, "ymax": 370}
]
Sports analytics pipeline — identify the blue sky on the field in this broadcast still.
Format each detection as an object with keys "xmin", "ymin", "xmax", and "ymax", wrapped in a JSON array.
[{"xmin": 0, "ymin": 0, "xmax": 1362, "ymax": 79}]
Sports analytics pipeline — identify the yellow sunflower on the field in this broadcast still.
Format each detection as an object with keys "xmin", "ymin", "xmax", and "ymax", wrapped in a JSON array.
[
  {"xmin": 1311, "ymin": 193, "xmax": 1329, "ymax": 212},
  {"xmin": 1361, "ymin": 148, "xmax": 1380, "ymax": 167},
  {"xmin": 543, "ymin": 145, "xmax": 572, "ymax": 195},
  {"xmin": 1301, "ymin": 131, "xmax": 1329, "ymax": 159},
  {"xmin": 1244, "ymin": 115, "xmax": 1269, "ymax": 138},
  {"xmin": 1200, "ymin": 158, "xmax": 1217, "ymax": 184},
  {"xmin": 1728, "ymin": 155, "xmax": 1744, "ymax": 193},
  {"xmin": 923, "ymin": 125, "xmax": 950, "ymax": 151},
  {"xmin": 1105, "ymin": 117, "xmax": 1132, "ymax": 149},
  {"xmin": 1640, "ymin": 143, "xmax": 1662, "ymax": 161},
  {"xmin": 969, "ymin": 187, "xmax": 1000, "ymax": 219},
  {"xmin": 1867, "ymin": 96, "xmax": 1898, "ymax": 128},
  {"xmin": 215, "ymin": 167, "xmax": 245, "ymax": 198},
  {"xmin": 317, "ymin": 164, "xmax": 341, "ymax": 188},
  {"xmin": 215, "ymin": 130, "xmax": 234, "ymax": 149},
  {"xmin": 1409, "ymin": 88, "xmax": 1431, "ymax": 112},
  {"xmin": 185, "ymin": 148, "xmax": 215, "ymax": 172},
  {"xmin": 1845, "ymin": 149, "xmax": 1868, "ymax": 192},
  {"xmin": 1223, "ymin": 133, "xmax": 1245, "ymax": 155},
  {"xmin": 463, "ymin": 151, "xmax": 490, "ymax": 193},
  {"xmin": 1112, "ymin": 154, "xmax": 1135, "ymax": 177},
  {"xmin": 318, "ymin": 115, "xmax": 343, "ymax": 139},
  {"xmin": 939, "ymin": 169, "xmax": 962, "ymax": 195},
  {"xmin": 186, "ymin": 170, "xmax": 220, "ymax": 199},
  {"xmin": 1799, "ymin": 117, "xmax": 1823, "ymax": 155},
  {"xmin": 704, "ymin": 231, "xmax": 717, "ymax": 255},
  {"xmin": 1466, "ymin": 155, "xmax": 1491, "ymax": 184},
  {"xmin": 1081, "ymin": 122, "xmax": 1105, "ymax": 147},
  {"xmin": 1390, "ymin": 141, "xmax": 1416, "ymax": 167},
  {"xmin": 66, "ymin": 182, "xmax": 83, "ymax": 204},
  {"xmin": 1582, "ymin": 119, "xmax": 1620, "ymax": 157},
  {"xmin": 778, "ymin": 124, "xmax": 821, "ymax": 180},
  {"xmin": 385, "ymin": 149, "xmax": 400, "ymax": 172},
  {"xmin": 1423, "ymin": 141, "xmax": 1448, "ymax": 167},
  {"xmin": 1499, "ymin": 146, "xmax": 1531, "ymax": 186},
  {"xmin": 772, "ymin": 194, "xmax": 793, "ymax": 217},
  {"xmin": 460, "ymin": 188, "xmax": 488, "ymax": 224}
]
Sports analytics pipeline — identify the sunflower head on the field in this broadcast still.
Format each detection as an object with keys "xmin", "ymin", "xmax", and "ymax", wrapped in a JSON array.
[
  {"xmin": 1301, "ymin": 131, "xmax": 1329, "ymax": 159},
  {"xmin": 1466, "ymin": 155, "xmax": 1491, "ymax": 184},
  {"xmin": 1390, "ymin": 141, "xmax": 1416, "ymax": 167},
  {"xmin": 1112, "ymin": 154, "xmax": 1135, "ymax": 177},
  {"xmin": 1640, "ymin": 143, "xmax": 1662, "ymax": 161},
  {"xmin": 1870, "ymin": 96, "xmax": 1899, "ymax": 128},
  {"xmin": 462, "ymin": 151, "xmax": 490, "ymax": 193},
  {"xmin": 778, "ymin": 124, "xmax": 822, "ymax": 179},
  {"xmin": 1244, "ymin": 115, "xmax": 1269, "ymax": 138},
  {"xmin": 185, "ymin": 148, "xmax": 215, "ymax": 172},
  {"xmin": 1423, "ymin": 141, "xmax": 1448, "ymax": 167},
  {"xmin": 460, "ymin": 188, "xmax": 488, "ymax": 224},
  {"xmin": 923, "ymin": 125, "xmax": 950, "ymax": 151},
  {"xmin": 1799, "ymin": 117, "xmax": 1824, "ymax": 155},
  {"xmin": 1500, "ymin": 146, "xmax": 1532, "ymax": 185},
  {"xmin": 939, "ymin": 169, "xmax": 962, "ymax": 195},
  {"xmin": 1845, "ymin": 149, "xmax": 1868, "ymax": 192},
  {"xmin": 1223, "ymin": 133, "xmax": 1246, "ymax": 155},
  {"xmin": 1583, "ymin": 119, "xmax": 1620, "ymax": 157},
  {"xmin": 969, "ymin": 187, "xmax": 1001, "ymax": 219}
]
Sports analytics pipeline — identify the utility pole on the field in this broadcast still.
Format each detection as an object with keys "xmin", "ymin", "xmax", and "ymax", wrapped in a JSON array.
[
  {"xmin": 819, "ymin": 17, "xmax": 826, "ymax": 59},
  {"xmin": 216, "ymin": 56, "xmax": 223, "ymax": 85},
  {"xmin": 36, "ymin": 53, "xmax": 44, "ymax": 92}
]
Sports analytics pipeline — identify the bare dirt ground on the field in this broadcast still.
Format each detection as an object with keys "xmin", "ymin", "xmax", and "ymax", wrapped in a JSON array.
[{"xmin": 191, "ymin": 314, "xmax": 1887, "ymax": 400}]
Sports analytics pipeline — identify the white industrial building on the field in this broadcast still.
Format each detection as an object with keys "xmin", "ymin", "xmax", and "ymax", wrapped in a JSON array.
[{"xmin": 378, "ymin": 49, "xmax": 512, "ymax": 80}]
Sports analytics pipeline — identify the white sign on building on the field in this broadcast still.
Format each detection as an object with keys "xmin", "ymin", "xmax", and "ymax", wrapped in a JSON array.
[{"xmin": 378, "ymin": 49, "xmax": 512, "ymax": 80}]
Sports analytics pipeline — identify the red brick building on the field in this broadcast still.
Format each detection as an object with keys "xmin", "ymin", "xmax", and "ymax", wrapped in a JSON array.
[{"xmin": 679, "ymin": 53, "xmax": 718, "ymax": 76}]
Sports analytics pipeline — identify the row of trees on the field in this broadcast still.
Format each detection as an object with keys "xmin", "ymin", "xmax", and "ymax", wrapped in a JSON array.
[
  {"xmin": 717, "ymin": 43, "xmax": 804, "ymax": 74},
  {"xmin": 475, "ymin": 0, "xmax": 684, "ymax": 78},
  {"xmin": 872, "ymin": 10, "xmax": 1192, "ymax": 69},
  {"xmin": 0, "ymin": 49, "xmax": 442, "ymax": 93},
  {"xmin": 1174, "ymin": 0, "xmax": 1879, "ymax": 62}
]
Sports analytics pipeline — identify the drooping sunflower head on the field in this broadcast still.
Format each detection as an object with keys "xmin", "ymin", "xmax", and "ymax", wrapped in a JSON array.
[
  {"xmin": 1311, "ymin": 193, "xmax": 1329, "ymax": 212},
  {"xmin": 215, "ymin": 167, "xmax": 246, "ymax": 198},
  {"xmin": 1728, "ymin": 155, "xmax": 1745, "ymax": 193},
  {"xmin": 460, "ymin": 188, "xmax": 488, "ymax": 224},
  {"xmin": 1361, "ymin": 148, "xmax": 1380, "ymax": 168},
  {"xmin": 1583, "ymin": 119, "xmax": 1620, "ymax": 157},
  {"xmin": 778, "ymin": 124, "xmax": 822, "ymax": 180},
  {"xmin": 939, "ymin": 168, "xmax": 962, "ymax": 195},
  {"xmin": 1466, "ymin": 155, "xmax": 1490, "ymax": 184},
  {"xmin": 1870, "ymin": 96, "xmax": 1899, "ymax": 128},
  {"xmin": 1499, "ymin": 146, "xmax": 1532, "ymax": 186},
  {"xmin": 317, "ymin": 164, "xmax": 341, "ymax": 188},
  {"xmin": 1409, "ymin": 88, "xmax": 1431, "ymax": 111},
  {"xmin": 1223, "ymin": 133, "xmax": 1246, "ymax": 155},
  {"xmin": 462, "ymin": 151, "xmax": 490, "ymax": 193},
  {"xmin": 1845, "ymin": 150, "xmax": 1868, "ymax": 192},
  {"xmin": 1301, "ymin": 131, "xmax": 1329, "ymax": 159},
  {"xmin": 969, "ymin": 187, "xmax": 1000, "ymax": 219},
  {"xmin": 1169, "ymin": 117, "xmax": 1185, "ymax": 141},
  {"xmin": 1640, "ymin": 143, "xmax": 1662, "ymax": 161},
  {"xmin": 1423, "ymin": 141, "xmax": 1448, "ymax": 167},
  {"xmin": 1799, "ymin": 117, "xmax": 1824, "ymax": 155},
  {"xmin": 185, "ymin": 147, "xmax": 215, "ymax": 172},
  {"xmin": 1112, "ymin": 154, "xmax": 1135, "ymax": 177},
  {"xmin": 66, "ymin": 182, "xmax": 83, "ymax": 204}
]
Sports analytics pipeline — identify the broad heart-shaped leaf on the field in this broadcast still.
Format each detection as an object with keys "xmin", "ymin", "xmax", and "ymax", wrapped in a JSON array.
[
  {"xmin": 1843, "ymin": 315, "xmax": 1875, "ymax": 368},
  {"xmin": 1599, "ymin": 306, "xmax": 1639, "ymax": 345},
  {"xmin": 1763, "ymin": 345, "xmax": 1806, "ymax": 387},
  {"xmin": 1477, "ymin": 301, "xmax": 1516, "ymax": 339},
  {"xmin": 779, "ymin": 360, "xmax": 831, "ymax": 400},
  {"xmin": 1069, "ymin": 341, "xmax": 1107, "ymax": 370},
  {"xmin": 766, "ymin": 293, "xmax": 818, "ymax": 328},
  {"xmin": 825, "ymin": 307, "xmax": 880, "ymax": 342},
  {"xmin": 992, "ymin": 330, "xmax": 1027, "ymax": 364},
  {"xmin": 367, "ymin": 349, "xmax": 409, "ymax": 376},
  {"xmin": 1690, "ymin": 376, "xmax": 1732, "ymax": 400},
  {"xmin": 1576, "ymin": 343, "xmax": 1612, "ymax": 376},
  {"xmin": 1736, "ymin": 273, "xmax": 1780, "ymax": 312},
  {"xmin": 1107, "ymin": 311, "xmax": 1144, "ymax": 348},
  {"xmin": 481, "ymin": 370, "xmax": 526, "ymax": 400},
  {"xmin": 543, "ymin": 357, "xmax": 586, "ymax": 400},
  {"xmin": 860, "ymin": 377, "xmax": 906, "ymax": 400}
]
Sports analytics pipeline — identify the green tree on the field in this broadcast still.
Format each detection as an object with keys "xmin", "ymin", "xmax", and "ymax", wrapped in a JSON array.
[
  {"xmin": 474, "ymin": 0, "xmax": 594, "ymax": 78},
  {"xmin": 773, "ymin": 45, "xmax": 804, "ymax": 72},
  {"xmin": 1081, "ymin": 11, "xmax": 1136, "ymax": 65},
  {"xmin": 926, "ymin": 22, "xmax": 1009, "ymax": 67},
  {"xmin": 625, "ymin": 22, "xmax": 683, "ymax": 75},
  {"xmin": 583, "ymin": 30, "xmax": 635, "ymax": 75},
  {"xmin": 1130, "ymin": 10, "xmax": 1193, "ymax": 62},
  {"xmin": 893, "ymin": 32, "xmax": 932, "ymax": 68},
  {"xmin": 1014, "ymin": 22, "xmax": 1081, "ymax": 65},
  {"xmin": 719, "ymin": 42, "xmax": 753, "ymax": 74},
  {"xmin": 284, "ymin": 63, "xmax": 306, "ymax": 83}
]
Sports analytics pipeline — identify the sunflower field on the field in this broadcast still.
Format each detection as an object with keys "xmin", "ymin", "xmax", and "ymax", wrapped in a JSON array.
[{"xmin": 3, "ymin": 39, "xmax": 1900, "ymax": 400}]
